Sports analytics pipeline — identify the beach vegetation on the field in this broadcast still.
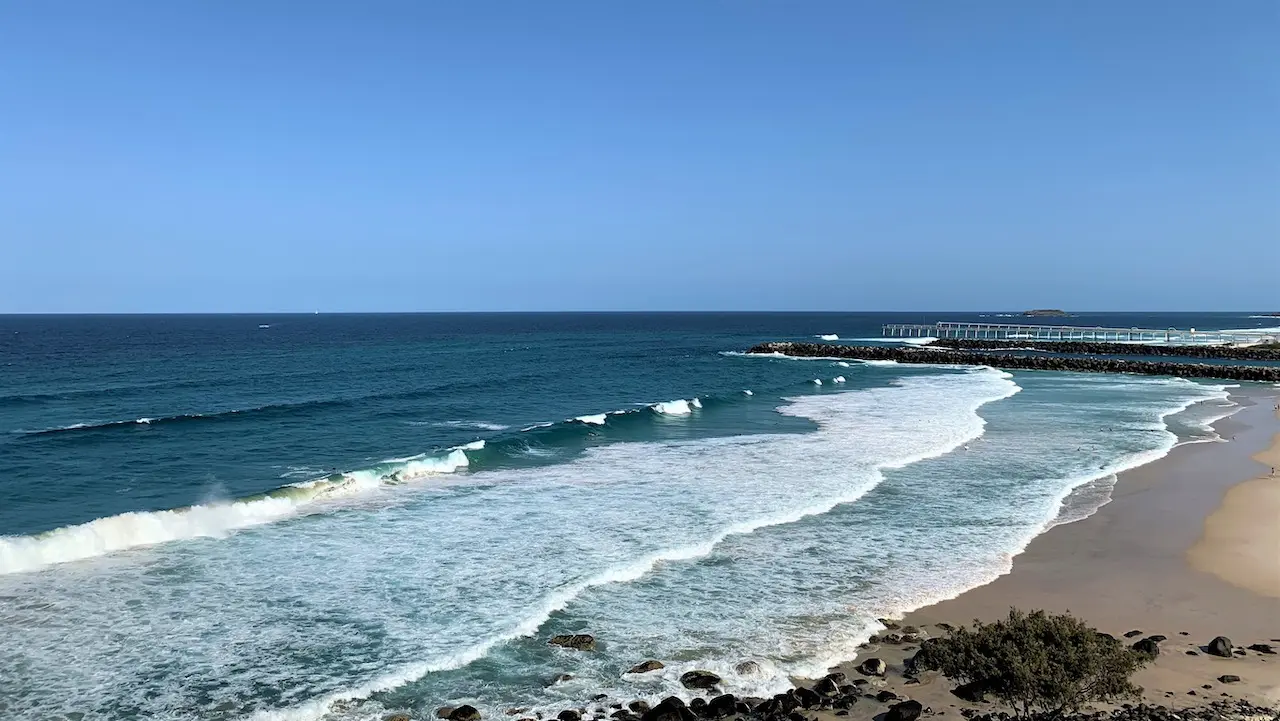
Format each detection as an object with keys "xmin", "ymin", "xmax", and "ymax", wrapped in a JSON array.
[{"xmin": 914, "ymin": 608, "xmax": 1148, "ymax": 719}]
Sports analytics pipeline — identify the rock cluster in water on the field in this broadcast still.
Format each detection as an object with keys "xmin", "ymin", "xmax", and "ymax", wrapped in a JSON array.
[
  {"xmin": 748, "ymin": 342, "xmax": 1280, "ymax": 382},
  {"xmin": 928, "ymin": 338, "xmax": 1280, "ymax": 361}
]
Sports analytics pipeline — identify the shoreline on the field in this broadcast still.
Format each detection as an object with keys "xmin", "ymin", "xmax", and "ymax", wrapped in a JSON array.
[{"xmin": 819, "ymin": 384, "xmax": 1280, "ymax": 719}]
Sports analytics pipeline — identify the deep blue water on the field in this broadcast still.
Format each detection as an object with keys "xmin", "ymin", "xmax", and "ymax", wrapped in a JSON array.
[{"xmin": 0, "ymin": 312, "xmax": 1267, "ymax": 721}]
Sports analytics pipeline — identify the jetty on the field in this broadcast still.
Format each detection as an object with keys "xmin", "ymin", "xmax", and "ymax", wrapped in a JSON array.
[
  {"xmin": 748, "ymin": 342, "xmax": 1280, "ymax": 383},
  {"xmin": 882, "ymin": 322, "xmax": 1276, "ymax": 345}
]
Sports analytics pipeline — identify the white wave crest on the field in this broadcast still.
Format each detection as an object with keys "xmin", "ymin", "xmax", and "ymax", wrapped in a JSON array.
[
  {"xmin": 574, "ymin": 414, "xmax": 607, "ymax": 425},
  {"xmin": 690, "ymin": 398, "xmax": 703, "ymax": 409},
  {"xmin": 836, "ymin": 361, "xmax": 850, "ymax": 367},
  {"xmin": 833, "ymin": 376, "xmax": 846, "ymax": 384},
  {"xmin": 811, "ymin": 379, "xmax": 822, "ymax": 385},
  {"xmin": 651, "ymin": 399, "xmax": 694, "ymax": 415},
  {"xmin": 415, "ymin": 420, "xmax": 511, "ymax": 431},
  {"xmin": 742, "ymin": 390, "xmax": 753, "ymax": 396},
  {"xmin": 0, "ymin": 449, "xmax": 475, "ymax": 576},
  {"xmin": 817, "ymin": 334, "xmax": 839, "ymax": 341}
]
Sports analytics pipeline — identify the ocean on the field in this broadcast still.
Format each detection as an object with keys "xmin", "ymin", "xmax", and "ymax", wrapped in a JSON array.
[{"xmin": 1, "ymin": 312, "xmax": 1275, "ymax": 721}]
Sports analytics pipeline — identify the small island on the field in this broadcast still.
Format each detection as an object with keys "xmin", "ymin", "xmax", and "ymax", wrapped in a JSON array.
[{"xmin": 1023, "ymin": 309, "xmax": 1069, "ymax": 317}]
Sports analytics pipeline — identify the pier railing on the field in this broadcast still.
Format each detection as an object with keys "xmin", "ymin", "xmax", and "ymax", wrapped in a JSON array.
[{"xmin": 882, "ymin": 322, "xmax": 1277, "ymax": 345}]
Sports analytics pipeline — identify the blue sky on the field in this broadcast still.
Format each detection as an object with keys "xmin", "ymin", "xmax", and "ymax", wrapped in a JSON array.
[{"xmin": 1, "ymin": 2, "xmax": 1276, "ymax": 312}]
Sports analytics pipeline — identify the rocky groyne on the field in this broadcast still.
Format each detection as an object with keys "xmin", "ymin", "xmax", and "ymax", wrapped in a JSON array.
[
  {"xmin": 747, "ymin": 343, "xmax": 1280, "ymax": 383},
  {"xmin": 927, "ymin": 338, "xmax": 1280, "ymax": 361}
]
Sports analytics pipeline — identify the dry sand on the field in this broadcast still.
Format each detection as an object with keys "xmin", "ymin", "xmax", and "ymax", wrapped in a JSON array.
[{"xmin": 811, "ymin": 386, "xmax": 1280, "ymax": 720}]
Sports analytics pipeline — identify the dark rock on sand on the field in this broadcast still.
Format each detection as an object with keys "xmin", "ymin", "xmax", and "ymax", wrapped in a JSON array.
[
  {"xmin": 857, "ymin": 658, "xmax": 887, "ymax": 676},
  {"xmin": 875, "ymin": 690, "xmax": 899, "ymax": 703},
  {"xmin": 628, "ymin": 702, "xmax": 650, "ymax": 714},
  {"xmin": 1186, "ymin": 650, "xmax": 1199, "ymax": 656},
  {"xmin": 825, "ymin": 671, "xmax": 848, "ymax": 687},
  {"xmin": 1124, "ymin": 630, "xmax": 1144, "ymax": 638},
  {"xmin": 793, "ymin": 686, "xmax": 821, "ymax": 708},
  {"xmin": 1132, "ymin": 638, "xmax": 1161, "ymax": 658},
  {"xmin": 558, "ymin": 711, "xmax": 581, "ymax": 721},
  {"xmin": 706, "ymin": 694, "xmax": 737, "ymax": 718},
  {"xmin": 549, "ymin": 634, "xmax": 596, "ymax": 651},
  {"xmin": 1146, "ymin": 635, "xmax": 1167, "ymax": 642},
  {"xmin": 640, "ymin": 698, "xmax": 694, "ymax": 721},
  {"xmin": 680, "ymin": 670, "xmax": 721, "ymax": 690},
  {"xmin": 952, "ymin": 682, "xmax": 986, "ymax": 703},
  {"xmin": 1218, "ymin": 675, "xmax": 1241, "ymax": 684},
  {"xmin": 450, "ymin": 706, "xmax": 482, "ymax": 721},
  {"xmin": 687, "ymin": 698, "xmax": 706, "ymax": 716},
  {"xmin": 1248, "ymin": 643, "xmax": 1276, "ymax": 655},
  {"xmin": 627, "ymin": 660, "xmax": 665, "ymax": 674},
  {"xmin": 1206, "ymin": 636, "xmax": 1233, "ymax": 657},
  {"xmin": 812, "ymin": 676, "xmax": 842, "ymax": 698},
  {"xmin": 887, "ymin": 699, "xmax": 924, "ymax": 721},
  {"xmin": 878, "ymin": 618, "xmax": 901, "ymax": 630},
  {"xmin": 1233, "ymin": 649, "xmax": 1247, "ymax": 656}
]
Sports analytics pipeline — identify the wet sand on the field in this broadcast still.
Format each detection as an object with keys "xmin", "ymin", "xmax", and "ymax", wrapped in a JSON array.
[{"xmin": 818, "ymin": 385, "xmax": 1280, "ymax": 719}]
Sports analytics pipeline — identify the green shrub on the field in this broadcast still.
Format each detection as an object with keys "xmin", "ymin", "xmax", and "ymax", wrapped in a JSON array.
[{"xmin": 914, "ymin": 608, "xmax": 1148, "ymax": 719}]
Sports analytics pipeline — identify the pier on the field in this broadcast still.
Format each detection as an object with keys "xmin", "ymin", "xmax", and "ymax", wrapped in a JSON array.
[{"xmin": 882, "ymin": 322, "xmax": 1276, "ymax": 345}]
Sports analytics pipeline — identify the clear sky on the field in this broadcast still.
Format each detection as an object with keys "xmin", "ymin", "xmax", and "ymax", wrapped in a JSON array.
[{"xmin": 1, "ymin": 2, "xmax": 1276, "ymax": 313}]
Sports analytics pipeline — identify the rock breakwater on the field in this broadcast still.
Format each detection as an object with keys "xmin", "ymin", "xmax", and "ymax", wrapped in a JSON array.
[
  {"xmin": 747, "ymin": 343, "xmax": 1280, "ymax": 382},
  {"xmin": 928, "ymin": 338, "xmax": 1280, "ymax": 361}
]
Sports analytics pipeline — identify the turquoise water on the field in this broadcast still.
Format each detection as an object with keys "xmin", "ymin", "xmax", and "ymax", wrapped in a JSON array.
[{"xmin": 0, "ymin": 312, "xmax": 1263, "ymax": 721}]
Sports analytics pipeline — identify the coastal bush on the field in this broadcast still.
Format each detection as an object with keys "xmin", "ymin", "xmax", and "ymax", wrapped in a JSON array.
[{"xmin": 914, "ymin": 608, "xmax": 1148, "ymax": 719}]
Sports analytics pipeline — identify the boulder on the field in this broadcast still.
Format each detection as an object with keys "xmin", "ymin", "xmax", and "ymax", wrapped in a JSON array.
[
  {"xmin": 687, "ymin": 698, "xmax": 706, "ymax": 716},
  {"xmin": 558, "ymin": 712, "xmax": 581, "ymax": 721},
  {"xmin": 438, "ymin": 708, "xmax": 456, "ymax": 720},
  {"xmin": 786, "ymin": 713, "xmax": 806, "ymax": 721},
  {"xmin": 900, "ymin": 633, "xmax": 922, "ymax": 644},
  {"xmin": 886, "ymin": 700, "xmax": 924, "ymax": 721},
  {"xmin": 833, "ymin": 695, "xmax": 858, "ymax": 711},
  {"xmin": 640, "ymin": 698, "xmax": 694, "ymax": 721},
  {"xmin": 388, "ymin": 716, "xmax": 411, "ymax": 721},
  {"xmin": 857, "ymin": 658, "xmax": 887, "ymax": 676},
  {"xmin": 952, "ymin": 682, "xmax": 986, "ymax": 703},
  {"xmin": 881, "ymin": 634, "xmax": 903, "ymax": 645},
  {"xmin": 680, "ymin": 670, "xmax": 721, "ymax": 691},
  {"xmin": 706, "ymin": 695, "xmax": 737, "ymax": 719},
  {"xmin": 1132, "ymin": 638, "xmax": 1160, "ymax": 658},
  {"xmin": 1219, "ymin": 675, "xmax": 1241, "ymax": 684},
  {"xmin": 1248, "ymin": 644, "xmax": 1276, "ymax": 655},
  {"xmin": 627, "ymin": 660, "xmax": 665, "ymax": 674},
  {"xmin": 877, "ymin": 618, "xmax": 901, "ymax": 630},
  {"xmin": 1124, "ymin": 630, "xmax": 1144, "ymax": 638},
  {"xmin": 734, "ymin": 660, "xmax": 762, "ymax": 676},
  {"xmin": 627, "ymin": 702, "xmax": 650, "ymax": 714},
  {"xmin": 1207, "ymin": 636, "xmax": 1233, "ymax": 658},
  {"xmin": 793, "ymin": 686, "xmax": 821, "ymax": 708},
  {"xmin": 610, "ymin": 712, "xmax": 634, "ymax": 720},
  {"xmin": 901, "ymin": 626, "xmax": 919, "ymax": 635},
  {"xmin": 812, "ymin": 676, "xmax": 841, "ymax": 698},
  {"xmin": 549, "ymin": 634, "xmax": 596, "ymax": 651},
  {"xmin": 875, "ymin": 690, "xmax": 899, "ymax": 703},
  {"xmin": 549, "ymin": 674, "xmax": 574, "ymax": 685},
  {"xmin": 450, "ymin": 706, "xmax": 482, "ymax": 721},
  {"xmin": 1147, "ymin": 634, "xmax": 1168, "ymax": 642}
]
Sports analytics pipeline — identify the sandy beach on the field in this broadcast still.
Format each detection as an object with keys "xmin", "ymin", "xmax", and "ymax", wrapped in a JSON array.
[{"xmin": 819, "ymin": 385, "xmax": 1280, "ymax": 719}]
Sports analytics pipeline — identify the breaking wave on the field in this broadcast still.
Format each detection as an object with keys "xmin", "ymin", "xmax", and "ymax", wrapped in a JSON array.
[{"xmin": 0, "ymin": 447, "xmax": 478, "ymax": 576}]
